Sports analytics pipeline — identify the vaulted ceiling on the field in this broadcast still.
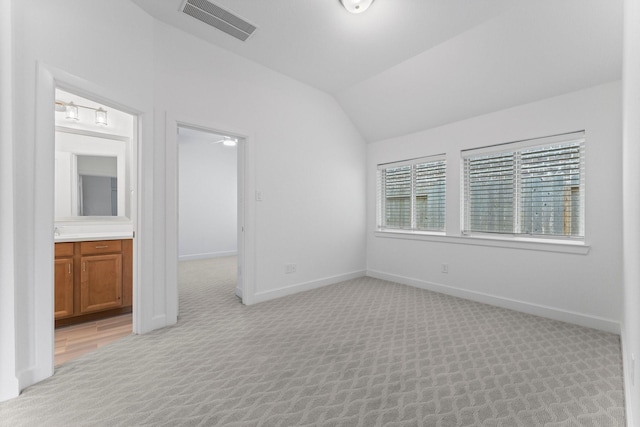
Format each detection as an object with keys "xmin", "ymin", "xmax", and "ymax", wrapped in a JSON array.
[{"xmin": 133, "ymin": 0, "xmax": 623, "ymax": 142}]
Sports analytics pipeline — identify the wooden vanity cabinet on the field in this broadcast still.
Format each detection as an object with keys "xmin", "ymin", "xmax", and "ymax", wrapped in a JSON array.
[
  {"xmin": 55, "ymin": 239, "xmax": 132, "ymax": 327},
  {"xmin": 80, "ymin": 253, "xmax": 122, "ymax": 312},
  {"xmin": 54, "ymin": 243, "xmax": 74, "ymax": 319}
]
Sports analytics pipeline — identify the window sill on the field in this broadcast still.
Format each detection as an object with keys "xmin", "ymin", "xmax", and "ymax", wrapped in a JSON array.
[{"xmin": 374, "ymin": 230, "xmax": 590, "ymax": 255}]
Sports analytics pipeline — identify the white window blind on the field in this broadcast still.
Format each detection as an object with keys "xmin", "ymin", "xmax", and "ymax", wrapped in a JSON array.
[
  {"xmin": 377, "ymin": 155, "xmax": 446, "ymax": 232},
  {"xmin": 462, "ymin": 131, "xmax": 585, "ymax": 238}
]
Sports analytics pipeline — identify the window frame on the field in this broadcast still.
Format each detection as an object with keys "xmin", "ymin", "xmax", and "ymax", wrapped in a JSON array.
[
  {"xmin": 376, "ymin": 154, "xmax": 446, "ymax": 234},
  {"xmin": 461, "ymin": 131, "xmax": 586, "ymax": 242}
]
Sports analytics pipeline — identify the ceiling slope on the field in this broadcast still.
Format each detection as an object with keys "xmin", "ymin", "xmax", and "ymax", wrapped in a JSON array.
[
  {"xmin": 338, "ymin": 0, "xmax": 623, "ymax": 141},
  {"xmin": 132, "ymin": 0, "xmax": 517, "ymax": 93},
  {"xmin": 132, "ymin": 0, "xmax": 622, "ymax": 142}
]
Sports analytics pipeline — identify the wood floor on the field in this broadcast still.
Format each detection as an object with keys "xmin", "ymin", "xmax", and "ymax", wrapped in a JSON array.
[{"xmin": 54, "ymin": 314, "xmax": 132, "ymax": 367}]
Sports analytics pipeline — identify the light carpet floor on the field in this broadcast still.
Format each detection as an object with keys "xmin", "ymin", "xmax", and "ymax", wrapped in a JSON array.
[{"xmin": 0, "ymin": 256, "xmax": 625, "ymax": 426}]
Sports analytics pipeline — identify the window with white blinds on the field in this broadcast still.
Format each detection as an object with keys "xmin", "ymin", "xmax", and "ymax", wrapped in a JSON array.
[
  {"xmin": 462, "ymin": 131, "xmax": 585, "ymax": 239},
  {"xmin": 377, "ymin": 155, "xmax": 446, "ymax": 232}
]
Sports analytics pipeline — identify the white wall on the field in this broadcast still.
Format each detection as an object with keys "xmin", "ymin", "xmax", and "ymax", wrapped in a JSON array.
[
  {"xmin": 178, "ymin": 138, "xmax": 237, "ymax": 260},
  {"xmin": 2, "ymin": 0, "xmax": 367, "ymax": 400},
  {"xmin": 8, "ymin": 0, "xmax": 156, "ymax": 397},
  {"xmin": 367, "ymin": 81, "xmax": 622, "ymax": 333},
  {"xmin": 154, "ymin": 21, "xmax": 367, "ymax": 302},
  {"xmin": 622, "ymin": 0, "xmax": 640, "ymax": 423},
  {"xmin": 0, "ymin": 0, "xmax": 19, "ymax": 402}
]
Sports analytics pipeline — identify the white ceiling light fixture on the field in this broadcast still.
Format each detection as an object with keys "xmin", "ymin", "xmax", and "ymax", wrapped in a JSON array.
[
  {"xmin": 340, "ymin": 0, "xmax": 374, "ymax": 14},
  {"xmin": 213, "ymin": 136, "xmax": 238, "ymax": 147},
  {"xmin": 222, "ymin": 137, "xmax": 237, "ymax": 147}
]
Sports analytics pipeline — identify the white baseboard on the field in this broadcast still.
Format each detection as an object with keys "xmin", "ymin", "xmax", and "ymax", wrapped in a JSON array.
[
  {"xmin": 178, "ymin": 251, "xmax": 238, "ymax": 261},
  {"xmin": 367, "ymin": 269, "xmax": 621, "ymax": 334},
  {"xmin": 136, "ymin": 314, "xmax": 169, "ymax": 335},
  {"xmin": 235, "ymin": 286, "xmax": 243, "ymax": 299},
  {"xmin": 16, "ymin": 364, "xmax": 50, "ymax": 400},
  {"xmin": 253, "ymin": 270, "xmax": 366, "ymax": 304},
  {"xmin": 620, "ymin": 328, "xmax": 635, "ymax": 427},
  {"xmin": 0, "ymin": 379, "xmax": 19, "ymax": 402}
]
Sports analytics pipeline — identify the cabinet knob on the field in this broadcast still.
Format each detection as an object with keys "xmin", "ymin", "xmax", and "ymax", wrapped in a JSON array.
[{"xmin": 95, "ymin": 245, "xmax": 109, "ymax": 249}]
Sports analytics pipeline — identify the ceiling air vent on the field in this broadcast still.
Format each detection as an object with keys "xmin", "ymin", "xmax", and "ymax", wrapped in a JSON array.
[{"xmin": 182, "ymin": 0, "xmax": 257, "ymax": 42}]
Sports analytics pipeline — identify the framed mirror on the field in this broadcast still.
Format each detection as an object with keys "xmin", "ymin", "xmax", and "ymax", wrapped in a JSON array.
[
  {"xmin": 77, "ymin": 155, "xmax": 118, "ymax": 216},
  {"xmin": 55, "ymin": 128, "xmax": 129, "ymax": 219}
]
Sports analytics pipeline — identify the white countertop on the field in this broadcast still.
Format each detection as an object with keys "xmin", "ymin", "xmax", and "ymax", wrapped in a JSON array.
[{"xmin": 54, "ymin": 232, "xmax": 134, "ymax": 243}]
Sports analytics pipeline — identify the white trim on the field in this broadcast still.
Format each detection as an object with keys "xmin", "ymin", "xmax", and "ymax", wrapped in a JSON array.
[
  {"xmin": 167, "ymin": 114, "xmax": 255, "ymax": 307},
  {"xmin": 620, "ymin": 328, "xmax": 634, "ymax": 427},
  {"xmin": 149, "ymin": 314, "xmax": 168, "ymax": 332},
  {"xmin": 622, "ymin": 1, "xmax": 640, "ymax": 425},
  {"xmin": 374, "ymin": 231, "xmax": 590, "ymax": 255},
  {"xmin": 460, "ymin": 130, "xmax": 585, "ymax": 156},
  {"xmin": 160, "ymin": 110, "xmax": 177, "ymax": 328},
  {"xmin": 179, "ymin": 251, "xmax": 238, "ymax": 261},
  {"xmin": 241, "ymin": 134, "xmax": 256, "ymax": 305},
  {"xmin": 377, "ymin": 153, "xmax": 446, "ymax": 169},
  {"xmin": 32, "ymin": 63, "xmax": 57, "ymax": 389},
  {"xmin": 367, "ymin": 269, "xmax": 620, "ymax": 334},
  {"xmin": 55, "ymin": 125, "xmax": 130, "ymax": 142},
  {"xmin": 253, "ymin": 270, "xmax": 366, "ymax": 304},
  {"xmin": 0, "ymin": 0, "xmax": 19, "ymax": 401},
  {"xmin": 27, "ymin": 63, "xmax": 150, "ymax": 393}
]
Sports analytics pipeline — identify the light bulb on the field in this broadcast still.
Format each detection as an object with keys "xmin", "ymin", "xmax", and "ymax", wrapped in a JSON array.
[
  {"xmin": 65, "ymin": 102, "xmax": 79, "ymax": 120},
  {"xmin": 340, "ymin": 0, "xmax": 374, "ymax": 14},
  {"xmin": 95, "ymin": 107, "xmax": 108, "ymax": 126},
  {"xmin": 223, "ymin": 137, "xmax": 237, "ymax": 147}
]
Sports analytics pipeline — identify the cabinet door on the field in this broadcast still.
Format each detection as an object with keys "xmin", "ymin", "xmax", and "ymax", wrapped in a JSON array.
[
  {"xmin": 54, "ymin": 257, "xmax": 74, "ymax": 319},
  {"xmin": 80, "ymin": 254, "xmax": 123, "ymax": 313}
]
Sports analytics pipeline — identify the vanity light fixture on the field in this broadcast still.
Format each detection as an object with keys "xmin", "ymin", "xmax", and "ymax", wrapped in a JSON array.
[
  {"xmin": 55, "ymin": 100, "xmax": 108, "ymax": 126},
  {"xmin": 95, "ymin": 108, "xmax": 108, "ymax": 126},
  {"xmin": 65, "ymin": 102, "xmax": 79, "ymax": 121},
  {"xmin": 340, "ymin": 0, "xmax": 374, "ymax": 14}
]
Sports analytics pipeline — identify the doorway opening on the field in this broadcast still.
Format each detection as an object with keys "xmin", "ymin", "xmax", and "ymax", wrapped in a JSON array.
[
  {"xmin": 177, "ymin": 126, "xmax": 241, "ymax": 308},
  {"xmin": 53, "ymin": 88, "xmax": 137, "ymax": 366}
]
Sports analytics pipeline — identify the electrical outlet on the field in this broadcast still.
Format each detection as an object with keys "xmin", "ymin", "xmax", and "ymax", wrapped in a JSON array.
[
  {"xmin": 255, "ymin": 191, "xmax": 263, "ymax": 201},
  {"xmin": 441, "ymin": 264, "xmax": 449, "ymax": 274},
  {"xmin": 285, "ymin": 264, "xmax": 297, "ymax": 274}
]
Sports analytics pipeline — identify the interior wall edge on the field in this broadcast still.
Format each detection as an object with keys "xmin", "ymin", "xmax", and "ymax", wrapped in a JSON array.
[
  {"xmin": 622, "ymin": 0, "xmax": 640, "ymax": 424},
  {"xmin": 252, "ymin": 270, "xmax": 366, "ymax": 305},
  {"xmin": 0, "ymin": 0, "xmax": 19, "ymax": 403},
  {"xmin": 367, "ymin": 269, "xmax": 621, "ymax": 335},
  {"xmin": 32, "ymin": 62, "xmax": 57, "ymax": 386},
  {"xmin": 619, "ymin": 326, "xmax": 634, "ymax": 427}
]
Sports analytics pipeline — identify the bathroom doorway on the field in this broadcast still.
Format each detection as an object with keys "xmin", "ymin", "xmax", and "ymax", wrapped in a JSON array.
[
  {"xmin": 53, "ymin": 88, "xmax": 136, "ymax": 366},
  {"xmin": 177, "ymin": 126, "xmax": 242, "ymax": 305}
]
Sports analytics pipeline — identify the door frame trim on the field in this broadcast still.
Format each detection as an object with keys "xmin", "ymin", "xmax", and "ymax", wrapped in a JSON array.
[
  {"xmin": 166, "ymin": 113, "xmax": 256, "ymax": 307},
  {"xmin": 27, "ymin": 63, "xmax": 147, "ymax": 390}
]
